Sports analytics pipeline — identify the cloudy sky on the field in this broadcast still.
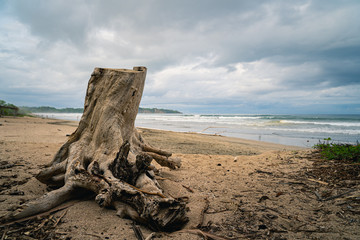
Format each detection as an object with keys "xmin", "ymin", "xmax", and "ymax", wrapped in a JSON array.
[{"xmin": 1, "ymin": 0, "xmax": 359, "ymax": 114}]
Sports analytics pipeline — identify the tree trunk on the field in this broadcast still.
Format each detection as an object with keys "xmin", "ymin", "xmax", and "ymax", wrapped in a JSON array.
[{"xmin": 5, "ymin": 67, "xmax": 187, "ymax": 231}]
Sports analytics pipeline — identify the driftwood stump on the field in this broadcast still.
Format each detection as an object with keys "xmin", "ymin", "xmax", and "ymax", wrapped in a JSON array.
[{"xmin": 5, "ymin": 67, "xmax": 188, "ymax": 231}]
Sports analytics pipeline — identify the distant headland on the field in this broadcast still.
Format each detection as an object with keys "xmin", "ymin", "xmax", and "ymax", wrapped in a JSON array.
[
  {"xmin": 1, "ymin": 99, "xmax": 182, "ymax": 116},
  {"xmin": 19, "ymin": 106, "xmax": 182, "ymax": 114},
  {"xmin": 138, "ymin": 107, "xmax": 181, "ymax": 114}
]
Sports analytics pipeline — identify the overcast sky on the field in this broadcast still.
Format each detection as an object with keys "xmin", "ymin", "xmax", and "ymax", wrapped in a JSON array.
[{"xmin": 1, "ymin": 0, "xmax": 359, "ymax": 114}]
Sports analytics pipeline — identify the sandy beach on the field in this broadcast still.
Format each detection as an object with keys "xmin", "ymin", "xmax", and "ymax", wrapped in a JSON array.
[{"xmin": 1, "ymin": 116, "xmax": 359, "ymax": 239}]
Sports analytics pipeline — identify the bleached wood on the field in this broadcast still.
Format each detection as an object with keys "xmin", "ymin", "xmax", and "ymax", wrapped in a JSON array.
[{"xmin": 3, "ymin": 67, "xmax": 187, "ymax": 231}]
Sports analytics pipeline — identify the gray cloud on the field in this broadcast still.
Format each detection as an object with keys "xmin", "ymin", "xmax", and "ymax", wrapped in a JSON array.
[{"xmin": 1, "ymin": 0, "xmax": 360, "ymax": 113}]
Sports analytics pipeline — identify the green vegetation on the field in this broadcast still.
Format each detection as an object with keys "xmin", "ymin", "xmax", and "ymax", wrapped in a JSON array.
[
  {"xmin": 314, "ymin": 138, "xmax": 360, "ymax": 163},
  {"xmin": 2, "ymin": 100, "xmax": 181, "ymax": 116},
  {"xmin": 0, "ymin": 100, "xmax": 20, "ymax": 116},
  {"xmin": 138, "ymin": 107, "xmax": 181, "ymax": 114},
  {"xmin": 20, "ymin": 106, "xmax": 84, "ymax": 113}
]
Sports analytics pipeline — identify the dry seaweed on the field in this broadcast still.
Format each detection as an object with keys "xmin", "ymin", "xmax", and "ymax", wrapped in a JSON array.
[
  {"xmin": 195, "ymin": 150, "xmax": 360, "ymax": 239},
  {"xmin": 0, "ymin": 210, "xmax": 67, "ymax": 240}
]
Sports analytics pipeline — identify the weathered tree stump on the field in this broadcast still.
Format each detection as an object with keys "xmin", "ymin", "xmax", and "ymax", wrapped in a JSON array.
[{"xmin": 4, "ymin": 67, "xmax": 188, "ymax": 231}]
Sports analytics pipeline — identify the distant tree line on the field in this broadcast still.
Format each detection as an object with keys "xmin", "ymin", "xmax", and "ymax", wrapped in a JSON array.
[
  {"xmin": 20, "ymin": 106, "xmax": 181, "ymax": 114},
  {"xmin": 20, "ymin": 106, "xmax": 84, "ymax": 113},
  {"xmin": 138, "ymin": 107, "xmax": 181, "ymax": 114},
  {"xmin": 1, "ymin": 100, "xmax": 181, "ymax": 115}
]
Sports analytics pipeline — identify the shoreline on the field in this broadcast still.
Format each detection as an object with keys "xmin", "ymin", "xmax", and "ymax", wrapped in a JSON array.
[
  {"xmin": 25, "ymin": 115, "xmax": 306, "ymax": 153},
  {"xmin": 32, "ymin": 113, "xmax": 309, "ymax": 149},
  {"xmin": 32, "ymin": 112, "xmax": 360, "ymax": 148}
]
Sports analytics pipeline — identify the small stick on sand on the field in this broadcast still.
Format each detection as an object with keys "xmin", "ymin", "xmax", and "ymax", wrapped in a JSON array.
[
  {"xmin": 182, "ymin": 185, "xmax": 194, "ymax": 193},
  {"xmin": 197, "ymin": 198, "xmax": 210, "ymax": 228},
  {"xmin": 132, "ymin": 222, "xmax": 145, "ymax": 240}
]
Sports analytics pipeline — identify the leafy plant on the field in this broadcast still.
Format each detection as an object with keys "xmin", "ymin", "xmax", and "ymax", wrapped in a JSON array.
[
  {"xmin": 0, "ymin": 99, "xmax": 18, "ymax": 116},
  {"xmin": 314, "ymin": 139, "xmax": 360, "ymax": 163},
  {"xmin": 0, "ymin": 99, "xmax": 29, "ymax": 117}
]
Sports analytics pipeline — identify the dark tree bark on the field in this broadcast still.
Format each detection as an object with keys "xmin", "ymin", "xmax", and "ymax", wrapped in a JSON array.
[{"xmin": 4, "ymin": 67, "xmax": 187, "ymax": 231}]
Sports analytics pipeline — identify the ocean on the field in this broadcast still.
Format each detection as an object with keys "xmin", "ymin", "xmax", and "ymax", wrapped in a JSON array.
[{"xmin": 34, "ymin": 113, "xmax": 360, "ymax": 148}]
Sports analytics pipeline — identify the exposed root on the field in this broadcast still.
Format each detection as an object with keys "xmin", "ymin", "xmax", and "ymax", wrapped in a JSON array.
[
  {"xmin": 145, "ymin": 152, "xmax": 181, "ymax": 169},
  {"xmin": 8, "ymin": 183, "xmax": 74, "ymax": 221},
  {"xmin": 36, "ymin": 160, "xmax": 67, "ymax": 186},
  {"xmin": 142, "ymin": 145, "xmax": 172, "ymax": 158}
]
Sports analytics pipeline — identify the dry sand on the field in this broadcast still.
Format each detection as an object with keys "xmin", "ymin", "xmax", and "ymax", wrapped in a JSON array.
[{"xmin": 0, "ymin": 116, "xmax": 359, "ymax": 239}]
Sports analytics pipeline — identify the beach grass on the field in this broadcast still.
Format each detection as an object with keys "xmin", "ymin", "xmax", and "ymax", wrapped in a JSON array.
[{"xmin": 314, "ymin": 140, "xmax": 360, "ymax": 162}]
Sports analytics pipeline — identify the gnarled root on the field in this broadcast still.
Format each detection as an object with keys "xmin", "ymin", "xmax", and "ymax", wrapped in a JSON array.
[
  {"xmin": 131, "ymin": 129, "xmax": 181, "ymax": 169},
  {"xmin": 107, "ymin": 180, "xmax": 188, "ymax": 231},
  {"xmin": 3, "ymin": 141, "xmax": 188, "ymax": 231},
  {"xmin": 7, "ymin": 182, "xmax": 74, "ymax": 221},
  {"xmin": 145, "ymin": 152, "xmax": 181, "ymax": 169},
  {"xmin": 36, "ymin": 160, "xmax": 67, "ymax": 186}
]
